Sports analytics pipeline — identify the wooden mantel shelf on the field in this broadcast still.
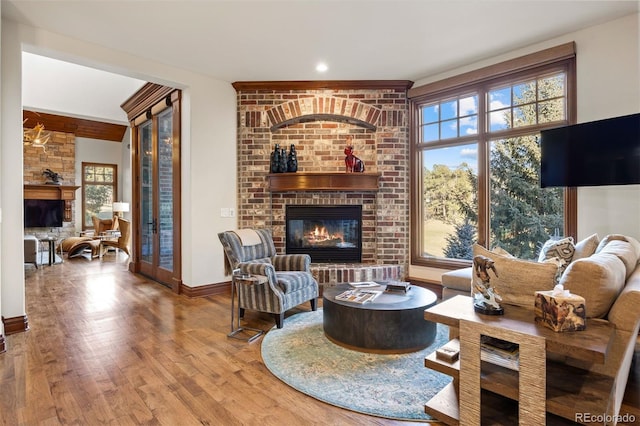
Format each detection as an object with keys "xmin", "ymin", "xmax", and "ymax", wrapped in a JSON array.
[
  {"xmin": 24, "ymin": 184, "xmax": 81, "ymax": 222},
  {"xmin": 267, "ymin": 172, "xmax": 380, "ymax": 192},
  {"xmin": 24, "ymin": 184, "xmax": 80, "ymax": 201}
]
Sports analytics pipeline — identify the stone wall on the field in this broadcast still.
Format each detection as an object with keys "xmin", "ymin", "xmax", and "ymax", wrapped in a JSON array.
[
  {"xmin": 234, "ymin": 83, "xmax": 411, "ymax": 274},
  {"xmin": 23, "ymin": 130, "xmax": 77, "ymax": 239}
]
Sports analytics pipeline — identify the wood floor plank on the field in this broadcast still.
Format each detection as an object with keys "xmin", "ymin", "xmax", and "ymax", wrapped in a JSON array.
[{"xmin": 3, "ymin": 258, "xmax": 636, "ymax": 425}]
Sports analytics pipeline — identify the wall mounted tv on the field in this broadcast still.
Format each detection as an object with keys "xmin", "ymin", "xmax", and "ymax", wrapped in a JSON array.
[
  {"xmin": 24, "ymin": 199, "xmax": 64, "ymax": 228},
  {"xmin": 540, "ymin": 113, "xmax": 640, "ymax": 188}
]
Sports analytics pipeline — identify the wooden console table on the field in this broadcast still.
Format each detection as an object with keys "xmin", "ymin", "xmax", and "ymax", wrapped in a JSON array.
[{"xmin": 423, "ymin": 295, "xmax": 615, "ymax": 425}]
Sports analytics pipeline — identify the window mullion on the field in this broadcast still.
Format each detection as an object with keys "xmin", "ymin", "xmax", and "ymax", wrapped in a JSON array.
[{"xmin": 477, "ymin": 85, "xmax": 490, "ymax": 248}]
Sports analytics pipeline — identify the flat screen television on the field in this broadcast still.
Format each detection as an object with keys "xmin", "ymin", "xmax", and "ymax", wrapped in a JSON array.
[
  {"xmin": 24, "ymin": 199, "xmax": 64, "ymax": 228},
  {"xmin": 540, "ymin": 113, "xmax": 640, "ymax": 187}
]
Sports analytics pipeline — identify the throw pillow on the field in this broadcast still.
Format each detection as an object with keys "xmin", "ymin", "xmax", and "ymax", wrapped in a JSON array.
[
  {"xmin": 537, "ymin": 236, "xmax": 575, "ymax": 264},
  {"xmin": 559, "ymin": 252, "xmax": 626, "ymax": 318},
  {"xmin": 473, "ymin": 244, "xmax": 558, "ymax": 308},
  {"xmin": 537, "ymin": 237, "xmax": 575, "ymax": 281},
  {"xmin": 573, "ymin": 233, "xmax": 599, "ymax": 261}
]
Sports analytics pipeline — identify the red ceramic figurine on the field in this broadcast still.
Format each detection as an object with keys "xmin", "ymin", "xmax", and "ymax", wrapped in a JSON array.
[{"xmin": 344, "ymin": 138, "xmax": 365, "ymax": 173}]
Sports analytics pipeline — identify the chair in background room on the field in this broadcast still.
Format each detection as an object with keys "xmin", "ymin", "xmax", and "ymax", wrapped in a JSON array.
[
  {"xmin": 24, "ymin": 235, "xmax": 39, "ymax": 268},
  {"xmin": 91, "ymin": 215, "xmax": 119, "ymax": 238},
  {"xmin": 100, "ymin": 217, "xmax": 130, "ymax": 257},
  {"xmin": 218, "ymin": 228, "xmax": 319, "ymax": 328}
]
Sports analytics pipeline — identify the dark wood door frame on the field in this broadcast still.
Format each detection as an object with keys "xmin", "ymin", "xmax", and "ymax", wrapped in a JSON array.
[{"xmin": 121, "ymin": 84, "xmax": 182, "ymax": 292}]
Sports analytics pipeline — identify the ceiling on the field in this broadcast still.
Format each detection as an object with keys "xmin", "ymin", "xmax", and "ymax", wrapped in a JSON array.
[{"xmin": 4, "ymin": 1, "xmax": 639, "ymax": 123}]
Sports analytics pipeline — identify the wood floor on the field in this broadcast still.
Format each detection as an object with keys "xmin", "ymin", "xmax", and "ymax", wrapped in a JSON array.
[
  {"xmin": 2, "ymin": 258, "xmax": 427, "ymax": 425},
  {"xmin": 1, "ymin": 257, "xmax": 638, "ymax": 425}
]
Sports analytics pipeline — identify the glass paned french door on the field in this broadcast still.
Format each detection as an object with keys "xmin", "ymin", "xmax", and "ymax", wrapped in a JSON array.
[
  {"xmin": 157, "ymin": 109, "xmax": 174, "ymax": 271},
  {"xmin": 137, "ymin": 106, "xmax": 176, "ymax": 287},
  {"xmin": 140, "ymin": 121, "xmax": 154, "ymax": 263}
]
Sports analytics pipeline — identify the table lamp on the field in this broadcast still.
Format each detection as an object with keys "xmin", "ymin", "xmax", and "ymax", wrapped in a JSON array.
[{"xmin": 112, "ymin": 201, "xmax": 130, "ymax": 218}]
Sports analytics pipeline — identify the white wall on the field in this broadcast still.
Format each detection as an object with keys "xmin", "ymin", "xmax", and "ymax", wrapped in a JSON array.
[
  {"xmin": 572, "ymin": 14, "xmax": 640, "ymax": 240},
  {"xmin": 74, "ymin": 137, "xmax": 126, "ymax": 232},
  {"xmin": 1, "ymin": 17, "xmax": 237, "ymax": 328},
  {"xmin": 410, "ymin": 13, "xmax": 640, "ymax": 282},
  {"xmin": 1, "ymin": 18, "xmax": 27, "ymax": 320},
  {"xmin": 0, "ymin": 2, "xmax": 4, "ymax": 336}
]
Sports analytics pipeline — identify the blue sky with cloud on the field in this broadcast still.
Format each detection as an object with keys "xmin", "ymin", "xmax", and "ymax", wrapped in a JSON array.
[{"xmin": 423, "ymin": 143, "xmax": 478, "ymax": 173}]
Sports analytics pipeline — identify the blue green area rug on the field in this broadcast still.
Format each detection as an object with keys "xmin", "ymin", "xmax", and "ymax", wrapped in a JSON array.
[{"xmin": 261, "ymin": 309, "xmax": 451, "ymax": 421}]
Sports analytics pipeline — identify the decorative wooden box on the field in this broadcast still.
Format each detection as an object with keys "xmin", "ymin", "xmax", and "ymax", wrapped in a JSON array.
[{"xmin": 534, "ymin": 290, "xmax": 586, "ymax": 332}]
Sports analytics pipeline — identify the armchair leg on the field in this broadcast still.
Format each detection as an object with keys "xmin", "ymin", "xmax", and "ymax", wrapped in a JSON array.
[
  {"xmin": 310, "ymin": 298, "xmax": 318, "ymax": 311},
  {"xmin": 275, "ymin": 313, "xmax": 285, "ymax": 329}
]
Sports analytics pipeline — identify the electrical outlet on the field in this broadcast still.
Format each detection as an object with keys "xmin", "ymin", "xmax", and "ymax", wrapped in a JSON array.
[{"xmin": 229, "ymin": 208, "xmax": 236, "ymax": 217}]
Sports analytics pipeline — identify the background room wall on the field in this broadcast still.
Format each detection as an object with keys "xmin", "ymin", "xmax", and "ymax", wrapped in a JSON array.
[
  {"xmin": 74, "ymin": 136, "xmax": 127, "ymax": 233},
  {"xmin": 409, "ymin": 13, "xmax": 640, "ymax": 282}
]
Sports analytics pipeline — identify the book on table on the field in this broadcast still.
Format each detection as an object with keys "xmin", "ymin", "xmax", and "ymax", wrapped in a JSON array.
[
  {"xmin": 348, "ymin": 281, "xmax": 380, "ymax": 288},
  {"xmin": 480, "ymin": 336, "xmax": 520, "ymax": 371},
  {"xmin": 335, "ymin": 289, "xmax": 383, "ymax": 304},
  {"xmin": 384, "ymin": 281, "xmax": 412, "ymax": 293}
]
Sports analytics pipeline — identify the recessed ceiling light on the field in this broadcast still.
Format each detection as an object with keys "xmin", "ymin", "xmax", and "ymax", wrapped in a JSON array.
[{"xmin": 316, "ymin": 63, "xmax": 328, "ymax": 73}]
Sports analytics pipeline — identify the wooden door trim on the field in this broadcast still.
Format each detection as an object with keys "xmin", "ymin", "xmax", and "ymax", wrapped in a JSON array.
[{"xmin": 125, "ymin": 85, "xmax": 182, "ymax": 292}]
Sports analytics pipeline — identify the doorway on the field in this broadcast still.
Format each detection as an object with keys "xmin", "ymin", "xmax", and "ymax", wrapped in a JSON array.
[{"xmin": 123, "ymin": 84, "xmax": 182, "ymax": 291}]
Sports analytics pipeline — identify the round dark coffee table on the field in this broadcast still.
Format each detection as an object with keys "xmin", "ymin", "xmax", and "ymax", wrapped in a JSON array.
[{"xmin": 323, "ymin": 283, "xmax": 438, "ymax": 353}]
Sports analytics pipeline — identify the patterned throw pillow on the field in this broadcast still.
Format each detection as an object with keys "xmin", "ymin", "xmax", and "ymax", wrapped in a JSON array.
[{"xmin": 538, "ymin": 237, "xmax": 575, "ymax": 281}]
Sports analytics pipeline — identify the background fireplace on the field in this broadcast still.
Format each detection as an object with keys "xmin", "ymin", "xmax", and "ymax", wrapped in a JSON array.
[{"xmin": 286, "ymin": 205, "xmax": 362, "ymax": 263}]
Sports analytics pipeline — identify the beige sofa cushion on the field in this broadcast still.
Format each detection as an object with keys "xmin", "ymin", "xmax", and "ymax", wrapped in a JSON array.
[
  {"xmin": 595, "ymin": 234, "xmax": 640, "ymax": 257},
  {"xmin": 607, "ymin": 266, "xmax": 640, "ymax": 332},
  {"xmin": 441, "ymin": 267, "xmax": 473, "ymax": 292},
  {"xmin": 473, "ymin": 244, "xmax": 558, "ymax": 308},
  {"xmin": 559, "ymin": 252, "xmax": 626, "ymax": 319},
  {"xmin": 599, "ymin": 240, "xmax": 639, "ymax": 279}
]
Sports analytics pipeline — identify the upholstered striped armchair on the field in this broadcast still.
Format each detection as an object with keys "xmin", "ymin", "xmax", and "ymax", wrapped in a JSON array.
[{"xmin": 218, "ymin": 228, "xmax": 319, "ymax": 328}]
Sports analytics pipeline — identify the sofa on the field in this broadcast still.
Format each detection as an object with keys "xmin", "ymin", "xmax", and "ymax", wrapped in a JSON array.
[{"xmin": 440, "ymin": 233, "xmax": 640, "ymax": 424}]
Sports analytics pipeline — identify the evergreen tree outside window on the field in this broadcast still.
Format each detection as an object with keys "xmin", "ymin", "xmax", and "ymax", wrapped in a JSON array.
[
  {"xmin": 82, "ymin": 163, "xmax": 118, "ymax": 230},
  {"xmin": 410, "ymin": 46, "xmax": 576, "ymax": 268}
]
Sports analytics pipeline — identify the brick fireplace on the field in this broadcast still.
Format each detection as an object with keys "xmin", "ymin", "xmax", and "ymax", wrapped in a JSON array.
[{"xmin": 233, "ymin": 81, "xmax": 413, "ymax": 283}]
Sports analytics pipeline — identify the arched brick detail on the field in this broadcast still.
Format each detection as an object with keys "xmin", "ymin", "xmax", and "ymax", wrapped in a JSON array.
[{"xmin": 266, "ymin": 96, "xmax": 381, "ymax": 131}]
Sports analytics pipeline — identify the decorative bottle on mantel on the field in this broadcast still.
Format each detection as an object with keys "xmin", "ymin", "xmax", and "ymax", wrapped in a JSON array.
[
  {"xmin": 270, "ymin": 143, "xmax": 281, "ymax": 173},
  {"xmin": 278, "ymin": 147, "xmax": 287, "ymax": 173},
  {"xmin": 287, "ymin": 144, "xmax": 298, "ymax": 172}
]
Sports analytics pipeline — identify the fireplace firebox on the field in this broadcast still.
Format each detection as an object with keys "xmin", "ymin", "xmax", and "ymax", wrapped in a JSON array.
[{"xmin": 286, "ymin": 205, "xmax": 362, "ymax": 263}]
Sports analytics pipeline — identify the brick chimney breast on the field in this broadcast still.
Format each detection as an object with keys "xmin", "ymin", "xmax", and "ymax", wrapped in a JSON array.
[{"xmin": 235, "ymin": 85, "xmax": 410, "ymax": 275}]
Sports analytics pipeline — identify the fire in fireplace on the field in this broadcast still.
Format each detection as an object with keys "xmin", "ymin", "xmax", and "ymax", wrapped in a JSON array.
[{"xmin": 286, "ymin": 205, "xmax": 362, "ymax": 263}]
